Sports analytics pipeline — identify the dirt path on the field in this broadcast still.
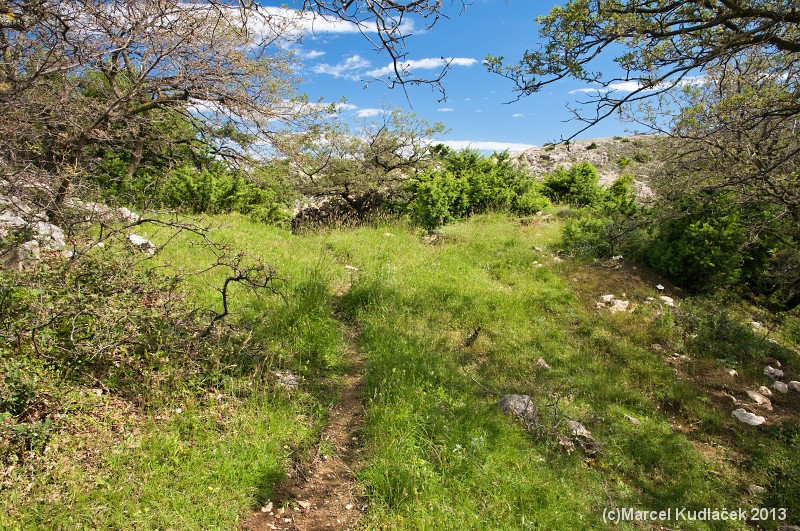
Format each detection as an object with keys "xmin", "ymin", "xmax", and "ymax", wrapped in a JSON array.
[{"xmin": 243, "ymin": 293, "xmax": 366, "ymax": 531}]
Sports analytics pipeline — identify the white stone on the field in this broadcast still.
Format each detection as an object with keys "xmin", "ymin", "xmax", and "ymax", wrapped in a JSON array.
[
  {"xmin": 727, "ymin": 369, "xmax": 738, "ymax": 377},
  {"xmin": 117, "ymin": 207, "xmax": 141, "ymax": 222},
  {"xmin": 764, "ymin": 366, "xmax": 784, "ymax": 379},
  {"xmin": 758, "ymin": 386, "xmax": 773, "ymax": 397},
  {"xmin": 600, "ymin": 294, "xmax": 615, "ymax": 303},
  {"xmin": 34, "ymin": 221, "xmax": 66, "ymax": 249},
  {"xmin": 659, "ymin": 295, "xmax": 675, "ymax": 307},
  {"xmin": 656, "ymin": 284, "xmax": 665, "ymax": 290},
  {"xmin": 788, "ymin": 381, "xmax": 800, "ymax": 393},
  {"xmin": 0, "ymin": 212, "xmax": 26, "ymax": 229},
  {"xmin": 745, "ymin": 390, "xmax": 772, "ymax": 410},
  {"xmin": 128, "ymin": 234, "xmax": 156, "ymax": 256},
  {"xmin": 624, "ymin": 414, "xmax": 640, "ymax": 426},
  {"xmin": 732, "ymin": 408, "xmax": 766, "ymax": 426},
  {"xmin": 608, "ymin": 299, "xmax": 630, "ymax": 312},
  {"xmin": 772, "ymin": 381, "xmax": 788, "ymax": 394}
]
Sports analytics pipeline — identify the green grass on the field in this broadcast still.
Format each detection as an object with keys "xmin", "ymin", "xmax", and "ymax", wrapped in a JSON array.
[{"xmin": 3, "ymin": 212, "xmax": 799, "ymax": 529}]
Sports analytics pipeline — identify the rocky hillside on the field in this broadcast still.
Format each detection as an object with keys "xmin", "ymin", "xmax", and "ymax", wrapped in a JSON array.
[{"xmin": 515, "ymin": 135, "xmax": 665, "ymax": 197}]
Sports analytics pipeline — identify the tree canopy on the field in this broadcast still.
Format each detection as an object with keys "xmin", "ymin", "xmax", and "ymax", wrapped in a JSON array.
[{"xmin": 485, "ymin": 0, "xmax": 800, "ymax": 137}]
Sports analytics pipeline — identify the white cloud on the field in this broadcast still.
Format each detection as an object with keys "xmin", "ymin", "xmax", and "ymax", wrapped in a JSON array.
[
  {"xmin": 435, "ymin": 140, "xmax": 537, "ymax": 153},
  {"xmin": 569, "ymin": 76, "xmax": 707, "ymax": 95},
  {"xmin": 260, "ymin": 6, "xmax": 371, "ymax": 36},
  {"xmin": 297, "ymin": 49, "xmax": 325, "ymax": 60},
  {"xmin": 437, "ymin": 107, "xmax": 455, "ymax": 112},
  {"xmin": 355, "ymin": 108, "xmax": 385, "ymax": 118},
  {"xmin": 512, "ymin": 113, "xmax": 525, "ymax": 118},
  {"xmin": 313, "ymin": 54, "xmax": 372, "ymax": 78},
  {"xmin": 366, "ymin": 57, "xmax": 477, "ymax": 78}
]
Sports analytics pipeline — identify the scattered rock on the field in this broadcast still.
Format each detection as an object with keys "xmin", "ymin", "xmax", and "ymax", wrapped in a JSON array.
[
  {"xmin": 732, "ymin": 408, "xmax": 766, "ymax": 426},
  {"xmin": 750, "ymin": 485, "xmax": 766, "ymax": 495},
  {"xmin": 534, "ymin": 358, "xmax": 551, "ymax": 371},
  {"xmin": 345, "ymin": 503, "xmax": 354, "ymax": 510},
  {"xmin": 261, "ymin": 501, "xmax": 273, "ymax": 513},
  {"xmin": 566, "ymin": 420, "xmax": 603, "ymax": 455},
  {"xmin": 596, "ymin": 294, "xmax": 630, "ymax": 312},
  {"xmin": 745, "ymin": 390, "xmax": 773, "ymax": 410},
  {"xmin": 499, "ymin": 394, "xmax": 538, "ymax": 428},
  {"xmin": 764, "ymin": 366, "xmax": 784, "ymax": 379},
  {"xmin": 659, "ymin": 295, "xmax": 675, "ymax": 307},
  {"xmin": 117, "ymin": 207, "xmax": 141, "ymax": 223},
  {"xmin": 552, "ymin": 256, "xmax": 563, "ymax": 263},
  {"xmin": 568, "ymin": 421, "xmax": 591, "ymax": 438},
  {"xmin": 297, "ymin": 500, "xmax": 311, "ymax": 511},
  {"xmin": 727, "ymin": 369, "xmax": 739, "ymax": 377},
  {"xmin": 0, "ymin": 212, "xmax": 26, "ymax": 230},
  {"xmin": 608, "ymin": 299, "xmax": 630, "ymax": 312},
  {"xmin": 383, "ymin": 232, "xmax": 394, "ymax": 237},
  {"xmin": 533, "ymin": 246, "xmax": 543, "ymax": 252},
  {"xmin": 624, "ymin": 414, "xmax": 641, "ymax": 426},
  {"xmin": 772, "ymin": 381, "xmax": 789, "ymax": 394},
  {"xmin": 2, "ymin": 240, "xmax": 40, "ymax": 271},
  {"xmin": 759, "ymin": 386, "xmax": 773, "ymax": 397},
  {"xmin": 128, "ymin": 234, "xmax": 156, "ymax": 256},
  {"xmin": 789, "ymin": 381, "xmax": 800, "ymax": 393},
  {"xmin": 33, "ymin": 221, "xmax": 66, "ymax": 250},
  {"xmin": 656, "ymin": 284, "xmax": 664, "ymax": 290},
  {"xmin": 344, "ymin": 265, "xmax": 358, "ymax": 271},
  {"xmin": 273, "ymin": 370, "xmax": 300, "ymax": 391}
]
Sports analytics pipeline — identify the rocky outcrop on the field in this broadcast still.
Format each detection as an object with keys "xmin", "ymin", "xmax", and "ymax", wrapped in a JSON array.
[{"xmin": 514, "ymin": 135, "xmax": 664, "ymax": 198}]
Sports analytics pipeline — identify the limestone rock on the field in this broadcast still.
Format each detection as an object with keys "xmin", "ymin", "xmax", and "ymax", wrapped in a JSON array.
[
  {"xmin": 117, "ymin": 207, "xmax": 141, "ymax": 223},
  {"xmin": 772, "ymin": 381, "xmax": 789, "ymax": 394},
  {"xmin": 659, "ymin": 295, "xmax": 675, "ymax": 307},
  {"xmin": 499, "ymin": 394, "xmax": 538, "ymax": 428},
  {"xmin": 745, "ymin": 390, "xmax": 772, "ymax": 410},
  {"xmin": 609, "ymin": 299, "xmax": 630, "ymax": 312},
  {"xmin": 33, "ymin": 221, "xmax": 66, "ymax": 250},
  {"xmin": 764, "ymin": 366, "xmax": 784, "ymax": 379},
  {"xmin": 624, "ymin": 414, "xmax": 640, "ymax": 426},
  {"xmin": 758, "ymin": 386, "xmax": 773, "ymax": 397},
  {"xmin": 732, "ymin": 408, "xmax": 766, "ymax": 426},
  {"xmin": 789, "ymin": 381, "xmax": 800, "ymax": 393},
  {"xmin": 567, "ymin": 420, "xmax": 603, "ymax": 455},
  {"xmin": 128, "ymin": 234, "xmax": 156, "ymax": 256},
  {"xmin": 2, "ymin": 240, "xmax": 40, "ymax": 271}
]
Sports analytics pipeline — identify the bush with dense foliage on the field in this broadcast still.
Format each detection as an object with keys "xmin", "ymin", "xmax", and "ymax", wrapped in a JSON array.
[
  {"xmin": 541, "ymin": 162, "xmax": 604, "ymax": 207},
  {"xmin": 407, "ymin": 147, "xmax": 549, "ymax": 230}
]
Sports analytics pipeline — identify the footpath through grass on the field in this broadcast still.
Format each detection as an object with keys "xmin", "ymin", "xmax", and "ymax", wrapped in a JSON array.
[{"xmin": 3, "ymin": 212, "xmax": 799, "ymax": 529}]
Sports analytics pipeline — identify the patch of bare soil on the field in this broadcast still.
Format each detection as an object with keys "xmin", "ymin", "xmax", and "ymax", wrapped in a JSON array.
[{"xmin": 242, "ymin": 296, "xmax": 366, "ymax": 531}]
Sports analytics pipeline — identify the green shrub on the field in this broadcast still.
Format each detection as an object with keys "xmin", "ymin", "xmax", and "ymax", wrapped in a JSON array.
[
  {"xmin": 647, "ymin": 194, "xmax": 746, "ymax": 289},
  {"xmin": 407, "ymin": 148, "xmax": 548, "ymax": 230},
  {"xmin": 562, "ymin": 215, "xmax": 616, "ymax": 257},
  {"xmin": 541, "ymin": 162, "xmax": 603, "ymax": 207}
]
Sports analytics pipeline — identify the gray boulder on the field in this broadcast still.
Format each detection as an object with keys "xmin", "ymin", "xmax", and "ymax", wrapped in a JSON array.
[{"xmin": 499, "ymin": 394, "xmax": 538, "ymax": 428}]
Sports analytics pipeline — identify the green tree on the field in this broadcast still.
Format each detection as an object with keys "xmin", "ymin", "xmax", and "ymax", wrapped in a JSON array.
[{"xmin": 485, "ymin": 0, "xmax": 799, "ymax": 137}]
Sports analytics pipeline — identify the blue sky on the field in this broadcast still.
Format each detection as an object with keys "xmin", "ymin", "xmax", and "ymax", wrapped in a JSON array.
[{"xmin": 264, "ymin": 1, "xmax": 636, "ymax": 151}]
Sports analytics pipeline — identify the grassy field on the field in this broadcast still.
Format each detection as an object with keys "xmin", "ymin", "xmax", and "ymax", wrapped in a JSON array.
[{"xmin": 3, "ymin": 212, "xmax": 799, "ymax": 529}]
